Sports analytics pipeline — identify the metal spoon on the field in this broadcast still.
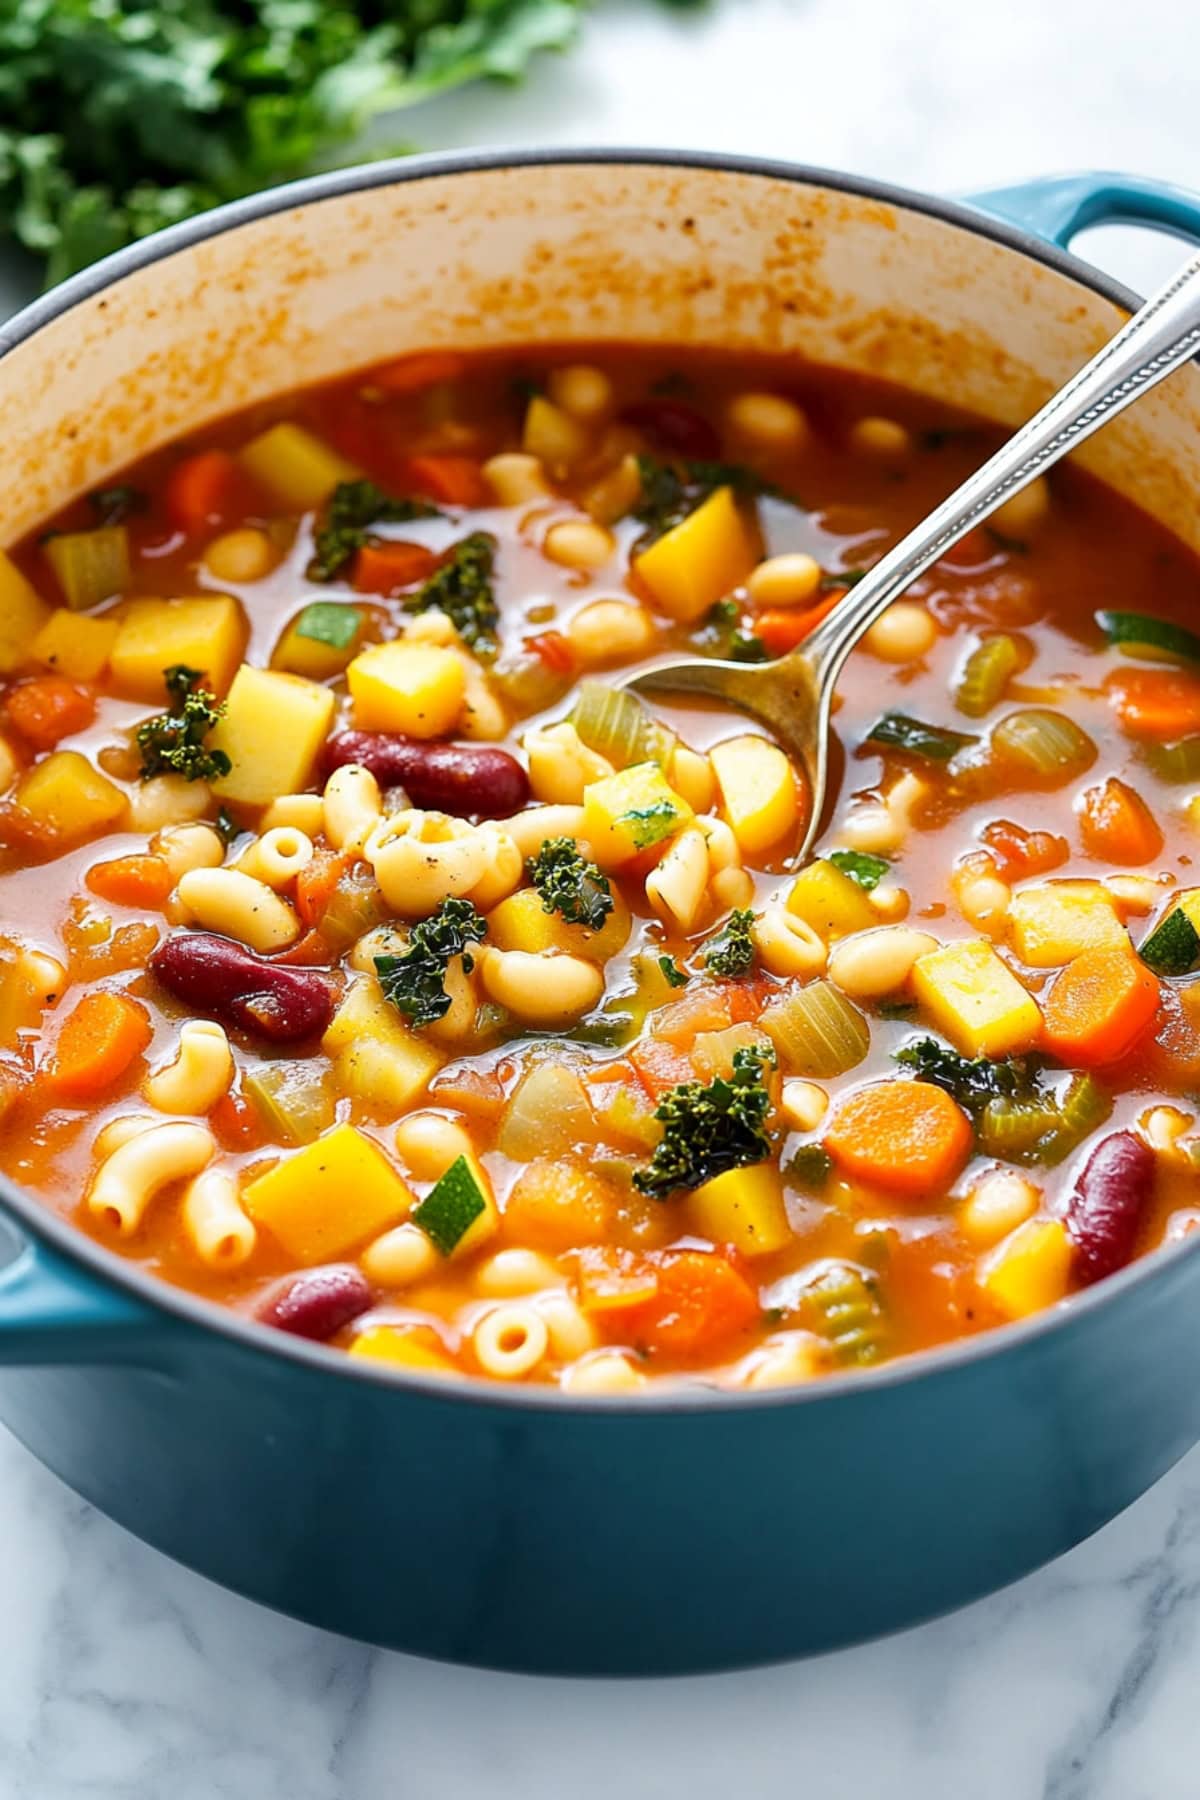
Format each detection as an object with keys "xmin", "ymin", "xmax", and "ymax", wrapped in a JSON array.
[{"xmin": 629, "ymin": 252, "xmax": 1200, "ymax": 861}]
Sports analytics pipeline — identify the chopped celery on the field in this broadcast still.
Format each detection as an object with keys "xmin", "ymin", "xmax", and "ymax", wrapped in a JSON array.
[
  {"xmin": 1038, "ymin": 1074, "xmax": 1111, "ymax": 1166},
  {"xmin": 1142, "ymin": 736, "xmax": 1200, "ymax": 782},
  {"xmin": 571, "ymin": 680, "xmax": 673, "ymax": 770},
  {"xmin": 761, "ymin": 979, "xmax": 870, "ymax": 1078},
  {"xmin": 244, "ymin": 1062, "xmax": 336, "ymax": 1146},
  {"xmin": 318, "ymin": 865, "xmax": 389, "ymax": 953},
  {"xmin": 978, "ymin": 1094, "xmax": 1060, "ymax": 1161},
  {"xmin": 43, "ymin": 526, "xmax": 130, "ymax": 611},
  {"xmin": 798, "ymin": 1262, "xmax": 887, "ymax": 1365},
  {"xmin": 955, "ymin": 634, "xmax": 1021, "ymax": 718},
  {"xmin": 991, "ymin": 709, "xmax": 1096, "ymax": 783}
]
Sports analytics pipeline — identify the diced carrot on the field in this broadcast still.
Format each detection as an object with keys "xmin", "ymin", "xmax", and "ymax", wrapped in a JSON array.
[
  {"xmin": 268, "ymin": 928, "xmax": 335, "ymax": 967},
  {"xmin": 576, "ymin": 1245, "xmax": 660, "ymax": 1312},
  {"xmin": 429, "ymin": 1063, "xmax": 508, "ymax": 1122},
  {"xmin": 980, "ymin": 818, "xmax": 1070, "ymax": 881},
  {"xmin": 754, "ymin": 593, "xmax": 841, "ymax": 655},
  {"xmin": 608, "ymin": 1247, "xmax": 760, "ymax": 1356},
  {"xmin": 503, "ymin": 1158, "xmax": 616, "ymax": 1250},
  {"xmin": 370, "ymin": 351, "xmax": 467, "ymax": 394},
  {"xmin": 352, "ymin": 541, "xmax": 438, "ymax": 596},
  {"xmin": 1106, "ymin": 666, "xmax": 1200, "ymax": 739},
  {"xmin": 652, "ymin": 989, "xmax": 734, "ymax": 1047},
  {"xmin": 295, "ymin": 849, "xmax": 349, "ymax": 929},
  {"xmin": 629, "ymin": 1038, "xmax": 697, "ymax": 1098},
  {"xmin": 724, "ymin": 975, "xmax": 778, "ymax": 1024},
  {"xmin": 1041, "ymin": 944, "xmax": 1161, "ymax": 1066},
  {"xmin": 526, "ymin": 631, "xmax": 576, "ymax": 676},
  {"xmin": 825, "ymin": 1079, "xmax": 972, "ymax": 1197},
  {"xmin": 4, "ymin": 676, "xmax": 95, "ymax": 750},
  {"xmin": 44, "ymin": 991, "xmax": 152, "ymax": 1098},
  {"xmin": 398, "ymin": 454, "xmax": 488, "ymax": 508},
  {"xmin": 86, "ymin": 853, "xmax": 174, "ymax": 911},
  {"xmin": 0, "ymin": 802, "xmax": 61, "ymax": 859},
  {"xmin": 210, "ymin": 1086, "xmax": 267, "ymax": 1151},
  {"xmin": 165, "ymin": 450, "xmax": 241, "ymax": 535},
  {"xmin": 1077, "ymin": 776, "xmax": 1164, "ymax": 866}
]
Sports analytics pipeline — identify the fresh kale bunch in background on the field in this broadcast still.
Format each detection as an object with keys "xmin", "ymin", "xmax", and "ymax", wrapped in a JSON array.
[{"xmin": 0, "ymin": 0, "xmax": 626, "ymax": 287}]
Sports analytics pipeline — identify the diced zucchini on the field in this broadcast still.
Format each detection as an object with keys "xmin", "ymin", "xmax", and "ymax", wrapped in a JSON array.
[
  {"xmin": 0, "ymin": 549, "xmax": 50, "ymax": 672},
  {"xmin": 346, "ymin": 641, "xmax": 465, "ymax": 737},
  {"xmin": 786, "ymin": 858, "xmax": 877, "ymax": 940},
  {"xmin": 242, "ymin": 1122, "xmax": 414, "ymax": 1263},
  {"xmin": 109, "ymin": 596, "xmax": 246, "ymax": 700},
  {"xmin": 1140, "ymin": 903, "xmax": 1200, "ymax": 976},
  {"xmin": 1096, "ymin": 608, "xmax": 1200, "ymax": 664},
  {"xmin": 413, "ymin": 1153, "xmax": 497, "ymax": 1258},
  {"xmin": 633, "ymin": 486, "xmax": 760, "ymax": 622},
  {"xmin": 711, "ymin": 734, "xmax": 798, "ymax": 857},
  {"xmin": 238, "ymin": 422, "xmax": 359, "ymax": 509},
  {"xmin": 688, "ymin": 1162, "xmax": 792, "ymax": 1257},
  {"xmin": 208, "ymin": 665, "xmax": 335, "ymax": 805},
  {"xmin": 31, "ymin": 609, "xmax": 119, "ymax": 682},
  {"xmin": 16, "ymin": 751, "xmax": 127, "ymax": 844},
  {"xmin": 581, "ymin": 762, "xmax": 692, "ymax": 868},
  {"xmin": 979, "ymin": 1217, "xmax": 1072, "ymax": 1319},
  {"xmin": 867, "ymin": 711, "xmax": 971, "ymax": 761},
  {"xmin": 44, "ymin": 525, "xmax": 130, "ymax": 611},
  {"xmin": 912, "ymin": 938, "xmax": 1041, "ymax": 1058},
  {"xmin": 273, "ymin": 601, "xmax": 364, "ymax": 679},
  {"xmin": 1008, "ymin": 882, "xmax": 1127, "ymax": 967}
]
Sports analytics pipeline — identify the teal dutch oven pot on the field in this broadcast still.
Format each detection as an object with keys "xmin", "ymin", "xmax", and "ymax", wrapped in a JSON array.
[{"xmin": 1, "ymin": 155, "xmax": 1200, "ymax": 1675}]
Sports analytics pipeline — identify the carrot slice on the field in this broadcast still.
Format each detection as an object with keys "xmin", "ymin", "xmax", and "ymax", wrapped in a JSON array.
[
  {"xmin": 980, "ymin": 818, "xmax": 1069, "ymax": 881},
  {"xmin": 370, "ymin": 351, "xmax": 466, "ymax": 394},
  {"xmin": 352, "ymin": 541, "xmax": 438, "ymax": 596},
  {"xmin": 86, "ymin": 853, "xmax": 174, "ymax": 910},
  {"xmin": 1077, "ymin": 776, "xmax": 1164, "ymax": 865},
  {"xmin": 398, "ymin": 454, "xmax": 488, "ymax": 508},
  {"xmin": 5, "ymin": 676, "xmax": 95, "ymax": 749},
  {"xmin": 825, "ymin": 1079, "xmax": 972, "ymax": 1196},
  {"xmin": 525, "ymin": 631, "xmax": 576, "ymax": 675},
  {"xmin": 609, "ymin": 1248, "xmax": 760, "ymax": 1355},
  {"xmin": 165, "ymin": 450, "xmax": 241, "ymax": 535},
  {"xmin": 1041, "ymin": 944, "xmax": 1161, "ymax": 1066},
  {"xmin": 652, "ymin": 989, "xmax": 734, "ymax": 1048},
  {"xmin": 754, "ymin": 593, "xmax": 841, "ymax": 656},
  {"xmin": 1106, "ymin": 666, "xmax": 1200, "ymax": 739},
  {"xmin": 294, "ymin": 849, "xmax": 349, "ymax": 929},
  {"xmin": 45, "ymin": 991, "xmax": 152, "ymax": 1098}
]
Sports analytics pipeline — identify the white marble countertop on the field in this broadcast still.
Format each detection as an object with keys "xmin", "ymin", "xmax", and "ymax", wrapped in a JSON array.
[{"xmin": 5, "ymin": 1, "xmax": 1200, "ymax": 1793}]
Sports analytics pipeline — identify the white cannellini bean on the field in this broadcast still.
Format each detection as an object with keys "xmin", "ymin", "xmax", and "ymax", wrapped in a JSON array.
[
  {"xmin": 478, "ymin": 947, "xmax": 604, "ymax": 1026},
  {"xmin": 175, "ymin": 866, "xmax": 300, "ymax": 952},
  {"xmin": 827, "ymin": 926, "xmax": 938, "ymax": 999},
  {"xmin": 781, "ymin": 1079, "xmax": 828, "ymax": 1132},
  {"xmin": 960, "ymin": 1171, "xmax": 1040, "ymax": 1248},
  {"xmin": 863, "ymin": 603, "xmax": 936, "ymax": 663}
]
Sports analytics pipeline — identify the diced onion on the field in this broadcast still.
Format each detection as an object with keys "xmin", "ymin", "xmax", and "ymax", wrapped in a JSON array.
[
  {"xmin": 991, "ymin": 709, "xmax": 1096, "ymax": 784},
  {"xmin": 571, "ymin": 680, "xmax": 673, "ymax": 770}
]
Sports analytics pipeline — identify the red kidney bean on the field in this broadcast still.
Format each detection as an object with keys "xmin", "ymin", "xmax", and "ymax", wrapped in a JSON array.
[
  {"xmin": 323, "ymin": 732, "xmax": 529, "ymax": 820},
  {"xmin": 620, "ymin": 398, "xmax": 721, "ymax": 461},
  {"xmin": 151, "ymin": 932, "xmax": 334, "ymax": 1042},
  {"xmin": 1064, "ymin": 1130, "xmax": 1156, "ymax": 1285},
  {"xmin": 256, "ymin": 1266, "xmax": 372, "ymax": 1341}
]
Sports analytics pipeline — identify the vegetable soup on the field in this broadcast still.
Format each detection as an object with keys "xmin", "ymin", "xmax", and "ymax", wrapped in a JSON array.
[{"xmin": 1, "ymin": 346, "xmax": 1199, "ymax": 1391}]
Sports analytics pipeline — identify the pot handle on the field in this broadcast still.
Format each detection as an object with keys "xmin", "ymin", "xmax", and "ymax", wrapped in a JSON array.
[
  {"xmin": 969, "ymin": 172, "xmax": 1200, "ymax": 252},
  {"xmin": 0, "ymin": 1226, "xmax": 170, "ymax": 1364}
]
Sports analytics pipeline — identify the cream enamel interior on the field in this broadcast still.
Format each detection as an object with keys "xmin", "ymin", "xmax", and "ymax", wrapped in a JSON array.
[{"xmin": 1, "ymin": 159, "xmax": 1198, "ymax": 549}]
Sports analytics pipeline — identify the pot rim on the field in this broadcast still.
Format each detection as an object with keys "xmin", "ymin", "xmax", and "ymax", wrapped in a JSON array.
[{"xmin": 1, "ymin": 143, "xmax": 1189, "ymax": 1413}]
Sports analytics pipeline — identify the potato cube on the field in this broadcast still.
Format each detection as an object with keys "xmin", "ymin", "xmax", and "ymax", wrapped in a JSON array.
[
  {"xmin": 349, "ymin": 1326, "xmax": 457, "ymax": 1373},
  {"xmin": 688, "ymin": 1163, "xmax": 792, "ymax": 1257},
  {"xmin": 633, "ymin": 487, "xmax": 760, "ymax": 622},
  {"xmin": 1008, "ymin": 881, "xmax": 1127, "ymax": 968},
  {"xmin": 0, "ymin": 549, "xmax": 49, "ymax": 674},
  {"xmin": 243, "ymin": 1123, "xmax": 415, "ymax": 1264},
  {"xmin": 486, "ymin": 885, "xmax": 630, "ymax": 964},
  {"xmin": 347, "ymin": 642, "xmax": 465, "ymax": 738},
  {"xmin": 323, "ymin": 976, "xmax": 442, "ymax": 1114},
  {"xmin": 581, "ymin": 762, "xmax": 693, "ymax": 868},
  {"xmin": 712, "ymin": 734, "xmax": 799, "ymax": 858},
  {"xmin": 786, "ymin": 858, "xmax": 877, "ymax": 941},
  {"xmin": 272, "ymin": 602, "xmax": 363, "ymax": 681},
  {"xmin": 238, "ymin": 422, "xmax": 359, "ymax": 510},
  {"xmin": 110, "ymin": 596, "xmax": 246, "ymax": 700},
  {"xmin": 31, "ymin": 609, "xmax": 120, "ymax": 682},
  {"xmin": 16, "ymin": 751, "xmax": 127, "ymax": 844},
  {"xmin": 980, "ymin": 1218, "xmax": 1072, "ymax": 1319},
  {"xmin": 209, "ymin": 665, "xmax": 335, "ymax": 806},
  {"xmin": 912, "ymin": 938, "xmax": 1041, "ymax": 1058}
]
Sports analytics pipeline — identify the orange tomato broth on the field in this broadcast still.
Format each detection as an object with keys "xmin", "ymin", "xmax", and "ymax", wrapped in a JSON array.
[{"xmin": 0, "ymin": 344, "xmax": 1199, "ymax": 1392}]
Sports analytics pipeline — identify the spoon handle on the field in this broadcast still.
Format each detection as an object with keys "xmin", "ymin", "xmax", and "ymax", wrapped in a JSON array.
[{"xmin": 802, "ymin": 251, "xmax": 1200, "ymax": 685}]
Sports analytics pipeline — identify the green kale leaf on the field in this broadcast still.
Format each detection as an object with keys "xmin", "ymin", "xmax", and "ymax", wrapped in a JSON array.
[
  {"xmin": 527, "ymin": 836, "xmax": 613, "ymax": 931},
  {"xmin": 374, "ymin": 896, "xmax": 486, "ymax": 1029},
  {"xmin": 307, "ymin": 479, "xmax": 440, "ymax": 582},
  {"xmin": 702, "ymin": 907, "xmax": 757, "ymax": 977},
  {"xmin": 634, "ymin": 1043, "xmax": 775, "ymax": 1199},
  {"xmin": 136, "ymin": 663, "xmax": 230, "ymax": 782},
  {"xmin": 404, "ymin": 530, "xmax": 499, "ymax": 654}
]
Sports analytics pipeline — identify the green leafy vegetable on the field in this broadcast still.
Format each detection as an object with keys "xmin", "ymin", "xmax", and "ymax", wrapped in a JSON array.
[
  {"xmin": 412, "ymin": 1154, "xmax": 487, "ymax": 1257},
  {"xmin": 633, "ymin": 1043, "xmax": 775, "ymax": 1199},
  {"xmin": 658, "ymin": 954, "xmax": 687, "ymax": 989},
  {"xmin": 633, "ymin": 454, "xmax": 773, "ymax": 544},
  {"xmin": 404, "ymin": 530, "xmax": 499, "ymax": 653},
  {"xmin": 136, "ymin": 663, "xmax": 230, "ymax": 782},
  {"xmin": 893, "ymin": 1035, "xmax": 1039, "ymax": 1114},
  {"xmin": 293, "ymin": 600, "xmax": 362, "ymax": 649},
  {"xmin": 89, "ymin": 484, "xmax": 146, "ymax": 527},
  {"xmin": 784, "ymin": 1144, "xmax": 832, "ymax": 1191},
  {"xmin": 374, "ymin": 896, "xmax": 486, "ymax": 1029},
  {"xmin": 307, "ymin": 480, "xmax": 439, "ymax": 582},
  {"xmin": 526, "ymin": 836, "xmax": 613, "ymax": 931},
  {"xmin": 828, "ymin": 848, "xmax": 890, "ymax": 892},
  {"xmin": 702, "ymin": 907, "xmax": 757, "ymax": 977},
  {"xmin": 690, "ymin": 597, "xmax": 767, "ymax": 663},
  {"xmin": 867, "ymin": 712, "xmax": 972, "ymax": 762}
]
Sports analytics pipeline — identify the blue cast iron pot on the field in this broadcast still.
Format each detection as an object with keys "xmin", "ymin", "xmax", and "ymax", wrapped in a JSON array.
[{"xmin": 1, "ymin": 155, "xmax": 1199, "ymax": 1676}]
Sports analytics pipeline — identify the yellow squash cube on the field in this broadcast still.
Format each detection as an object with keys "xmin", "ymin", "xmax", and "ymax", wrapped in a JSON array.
[
  {"xmin": 581, "ymin": 762, "xmax": 693, "ymax": 868},
  {"xmin": 110, "ymin": 596, "xmax": 246, "ymax": 700},
  {"xmin": 323, "ymin": 976, "xmax": 442, "ymax": 1115},
  {"xmin": 16, "ymin": 752, "xmax": 127, "ymax": 844},
  {"xmin": 912, "ymin": 938, "xmax": 1041, "ymax": 1058},
  {"xmin": 633, "ymin": 487, "xmax": 760, "ymax": 622},
  {"xmin": 786, "ymin": 858, "xmax": 877, "ymax": 941},
  {"xmin": 238, "ymin": 422, "xmax": 359, "ymax": 510},
  {"xmin": 347, "ymin": 642, "xmax": 465, "ymax": 738},
  {"xmin": 349, "ymin": 1326, "xmax": 457, "ymax": 1374},
  {"xmin": 688, "ymin": 1163, "xmax": 792, "ymax": 1257},
  {"xmin": 1008, "ymin": 881, "xmax": 1127, "ymax": 968},
  {"xmin": 711, "ymin": 734, "xmax": 799, "ymax": 858},
  {"xmin": 31, "ymin": 609, "xmax": 120, "ymax": 682},
  {"xmin": 272, "ymin": 602, "xmax": 363, "ymax": 681},
  {"xmin": 486, "ymin": 884, "xmax": 630, "ymax": 964},
  {"xmin": 0, "ymin": 549, "xmax": 49, "ymax": 674},
  {"xmin": 209, "ymin": 665, "xmax": 335, "ymax": 806},
  {"xmin": 243, "ymin": 1123, "xmax": 415, "ymax": 1264},
  {"xmin": 980, "ymin": 1217, "xmax": 1072, "ymax": 1319}
]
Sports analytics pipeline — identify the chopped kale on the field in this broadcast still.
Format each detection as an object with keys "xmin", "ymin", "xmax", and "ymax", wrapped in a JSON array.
[
  {"xmin": 404, "ymin": 530, "xmax": 499, "ymax": 654},
  {"xmin": 893, "ymin": 1034, "xmax": 1040, "ymax": 1114},
  {"xmin": 784, "ymin": 1144, "xmax": 833, "ymax": 1192},
  {"xmin": 634, "ymin": 1043, "xmax": 775, "ymax": 1198},
  {"xmin": 214, "ymin": 805, "xmax": 240, "ymax": 847},
  {"xmin": 828, "ymin": 849, "xmax": 890, "ymax": 891},
  {"xmin": 375, "ymin": 898, "xmax": 486, "ymax": 1029},
  {"xmin": 632, "ymin": 454, "xmax": 774, "ymax": 545},
  {"xmin": 307, "ymin": 480, "xmax": 440, "ymax": 583},
  {"xmin": 658, "ymin": 954, "xmax": 688, "ymax": 989},
  {"xmin": 527, "ymin": 836, "xmax": 613, "ymax": 931},
  {"xmin": 702, "ymin": 907, "xmax": 758, "ymax": 977},
  {"xmin": 691, "ymin": 597, "xmax": 767, "ymax": 663},
  {"xmin": 89, "ymin": 484, "xmax": 146, "ymax": 526},
  {"xmin": 136, "ymin": 664, "xmax": 230, "ymax": 783}
]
